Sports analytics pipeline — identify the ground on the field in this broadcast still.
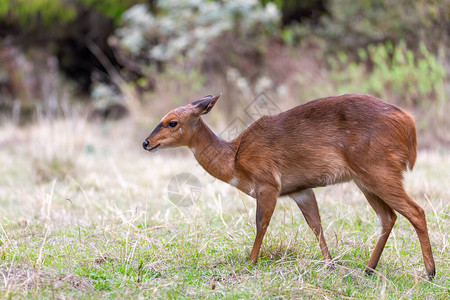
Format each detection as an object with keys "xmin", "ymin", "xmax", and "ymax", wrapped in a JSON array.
[{"xmin": 0, "ymin": 118, "xmax": 449, "ymax": 298}]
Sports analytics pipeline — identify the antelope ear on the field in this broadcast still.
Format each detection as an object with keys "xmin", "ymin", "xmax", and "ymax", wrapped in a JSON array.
[{"xmin": 190, "ymin": 94, "xmax": 221, "ymax": 115}]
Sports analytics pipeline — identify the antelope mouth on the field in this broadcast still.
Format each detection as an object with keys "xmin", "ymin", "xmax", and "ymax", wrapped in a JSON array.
[{"xmin": 148, "ymin": 144, "xmax": 160, "ymax": 152}]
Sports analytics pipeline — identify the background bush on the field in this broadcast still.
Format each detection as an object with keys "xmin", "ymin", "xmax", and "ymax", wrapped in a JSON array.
[{"xmin": 0, "ymin": 0, "xmax": 449, "ymax": 146}]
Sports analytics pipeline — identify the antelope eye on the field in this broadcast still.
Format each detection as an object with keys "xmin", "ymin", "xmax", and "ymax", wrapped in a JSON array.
[{"xmin": 168, "ymin": 121, "xmax": 178, "ymax": 128}]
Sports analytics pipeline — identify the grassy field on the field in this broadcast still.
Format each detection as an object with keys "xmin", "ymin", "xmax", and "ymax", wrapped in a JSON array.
[{"xmin": 0, "ymin": 118, "xmax": 449, "ymax": 299}]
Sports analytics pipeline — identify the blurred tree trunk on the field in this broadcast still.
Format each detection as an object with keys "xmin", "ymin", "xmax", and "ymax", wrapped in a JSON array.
[
  {"xmin": 439, "ymin": 11, "xmax": 450, "ymax": 99},
  {"xmin": 0, "ymin": 45, "xmax": 33, "ymax": 110},
  {"xmin": 56, "ymin": 7, "xmax": 118, "ymax": 92},
  {"xmin": 280, "ymin": 0, "xmax": 328, "ymax": 25},
  {"xmin": 260, "ymin": 0, "xmax": 328, "ymax": 25}
]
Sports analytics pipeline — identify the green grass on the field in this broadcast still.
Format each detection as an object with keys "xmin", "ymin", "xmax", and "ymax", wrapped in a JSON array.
[{"xmin": 0, "ymin": 119, "xmax": 449, "ymax": 298}]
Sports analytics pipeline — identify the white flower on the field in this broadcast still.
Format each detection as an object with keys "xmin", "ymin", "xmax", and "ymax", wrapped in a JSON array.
[
  {"xmin": 276, "ymin": 85, "xmax": 288, "ymax": 97},
  {"xmin": 265, "ymin": 2, "xmax": 280, "ymax": 21},
  {"xmin": 119, "ymin": 30, "xmax": 145, "ymax": 54},
  {"xmin": 255, "ymin": 76, "xmax": 272, "ymax": 93},
  {"xmin": 150, "ymin": 45, "xmax": 170, "ymax": 61}
]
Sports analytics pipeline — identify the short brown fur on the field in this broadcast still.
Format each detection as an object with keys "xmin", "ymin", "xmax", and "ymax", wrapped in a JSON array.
[{"xmin": 143, "ymin": 94, "xmax": 435, "ymax": 279}]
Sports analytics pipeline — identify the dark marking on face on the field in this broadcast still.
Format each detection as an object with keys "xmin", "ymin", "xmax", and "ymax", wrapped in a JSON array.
[{"xmin": 147, "ymin": 121, "xmax": 163, "ymax": 139}]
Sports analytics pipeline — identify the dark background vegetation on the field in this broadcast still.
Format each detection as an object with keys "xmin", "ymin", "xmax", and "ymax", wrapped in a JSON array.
[{"xmin": 0, "ymin": 0, "xmax": 449, "ymax": 146}]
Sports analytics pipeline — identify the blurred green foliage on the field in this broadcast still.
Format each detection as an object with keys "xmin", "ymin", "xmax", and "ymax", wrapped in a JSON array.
[
  {"xmin": 317, "ymin": 0, "xmax": 445, "ymax": 49},
  {"xmin": 0, "ymin": 0, "xmax": 140, "ymax": 26},
  {"xmin": 328, "ymin": 41, "xmax": 446, "ymax": 106},
  {"xmin": 0, "ymin": 0, "xmax": 77, "ymax": 25}
]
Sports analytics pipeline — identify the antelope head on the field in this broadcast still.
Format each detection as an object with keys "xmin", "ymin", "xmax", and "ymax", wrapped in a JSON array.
[{"xmin": 142, "ymin": 94, "xmax": 220, "ymax": 152}]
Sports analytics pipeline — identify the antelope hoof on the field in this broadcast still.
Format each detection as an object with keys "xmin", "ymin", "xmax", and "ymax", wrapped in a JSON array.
[
  {"xmin": 326, "ymin": 260, "xmax": 336, "ymax": 271},
  {"xmin": 427, "ymin": 269, "xmax": 436, "ymax": 281},
  {"xmin": 364, "ymin": 267, "xmax": 375, "ymax": 276}
]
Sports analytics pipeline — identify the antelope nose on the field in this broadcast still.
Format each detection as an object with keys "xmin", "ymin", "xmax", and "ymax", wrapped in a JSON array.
[{"xmin": 142, "ymin": 140, "xmax": 149, "ymax": 150}]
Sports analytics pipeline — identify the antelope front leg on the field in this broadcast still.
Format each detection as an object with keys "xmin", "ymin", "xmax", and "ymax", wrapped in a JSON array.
[{"xmin": 249, "ymin": 187, "xmax": 278, "ymax": 264}]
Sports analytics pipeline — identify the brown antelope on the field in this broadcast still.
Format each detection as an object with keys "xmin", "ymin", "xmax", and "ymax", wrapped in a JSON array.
[{"xmin": 142, "ymin": 94, "xmax": 436, "ymax": 279}]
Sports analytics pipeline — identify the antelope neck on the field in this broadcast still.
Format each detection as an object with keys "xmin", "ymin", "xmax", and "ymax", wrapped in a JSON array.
[{"xmin": 189, "ymin": 118, "xmax": 236, "ymax": 183}]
